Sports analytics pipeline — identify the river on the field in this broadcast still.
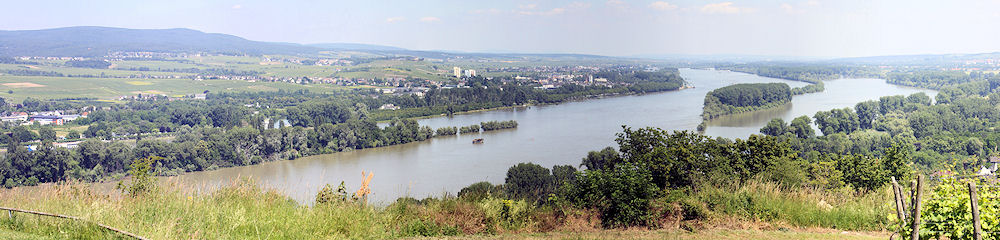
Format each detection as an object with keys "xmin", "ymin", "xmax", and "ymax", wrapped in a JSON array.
[{"xmin": 157, "ymin": 68, "xmax": 937, "ymax": 204}]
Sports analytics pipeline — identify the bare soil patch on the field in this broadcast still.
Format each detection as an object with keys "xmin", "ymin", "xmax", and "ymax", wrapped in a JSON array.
[{"xmin": 3, "ymin": 82, "xmax": 46, "ymax": 88}]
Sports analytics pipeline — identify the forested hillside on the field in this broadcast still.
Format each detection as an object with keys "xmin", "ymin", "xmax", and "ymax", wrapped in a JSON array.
[{"xmin": 759, "ymin": 76, "xmax": 1000, "ymax": 173}]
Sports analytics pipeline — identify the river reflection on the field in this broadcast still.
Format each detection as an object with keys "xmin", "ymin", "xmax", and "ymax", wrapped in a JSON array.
[{"xmin": 152, "ymin": 68, "xmax": 936, "ymax": 204}]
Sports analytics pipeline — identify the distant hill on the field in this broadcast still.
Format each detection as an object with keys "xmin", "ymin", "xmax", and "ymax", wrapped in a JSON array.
[
  {"xmin": 830, "ymin": 52, "xmax": 1000, "ymax": 65},
  {"xmin": 0, "ymin": 26, "xmax": 626, "ymax": 61},
  {"xmin": 0, "ymin": 26, "xmax": 321, "ymax": 57},
  {"xmin": 308, "ymin": 43, "xmax": 407, "ymax": 51}
]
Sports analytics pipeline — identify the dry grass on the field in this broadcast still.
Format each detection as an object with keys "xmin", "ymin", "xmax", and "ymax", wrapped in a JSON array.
[{"xmin": 428, "ymin": 228, "xmax": 887, "ymax": 240}]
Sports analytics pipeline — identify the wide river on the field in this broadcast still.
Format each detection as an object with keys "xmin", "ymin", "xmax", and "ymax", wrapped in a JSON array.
[{"xmin": 160, "ymin": 68, "xmax": 936, "ymax": 204}]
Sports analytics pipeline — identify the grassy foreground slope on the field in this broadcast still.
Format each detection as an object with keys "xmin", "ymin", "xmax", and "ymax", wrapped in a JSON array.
[
  {"xmin": 0, "ymin": 178, "xmax": 892, "ymax": 239},
  {"xmin": 448, "ymin": 229, "xmax": 885, "ymax": 240}
]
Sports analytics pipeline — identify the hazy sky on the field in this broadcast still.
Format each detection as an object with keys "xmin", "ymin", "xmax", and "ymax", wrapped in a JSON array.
[{"xmin": 2, "ymin": 0, "xmax": 1000, "ymax": 57}]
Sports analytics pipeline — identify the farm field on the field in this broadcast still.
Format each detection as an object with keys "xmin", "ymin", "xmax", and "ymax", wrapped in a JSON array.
[
  {"xmin": 0, "ymin": 54, "xmax": 653, "ymax": 101},
  {"xmin": 0, "ymin": 75, "xmax": 339, "ymax": 101}
]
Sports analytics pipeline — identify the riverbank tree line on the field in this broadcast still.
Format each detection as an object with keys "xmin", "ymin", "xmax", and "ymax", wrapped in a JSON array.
[
  {"xmin": 0, "ymin": 93, "xmax": 523, "ymax": 187},
  {"xmin": 449, "ymin": 75, "xmax": 1000, "ymax": 230},
  {"xmin": 480, "ymin": 120, "xmax": 518, "ymax": 131},
  {"xmin": 0, "ymin": 68, "xmax": 680, "ymax": 188},
  {"xmin": 758, "ymin": 76, "xmax": 1000, "ymax": 174}
]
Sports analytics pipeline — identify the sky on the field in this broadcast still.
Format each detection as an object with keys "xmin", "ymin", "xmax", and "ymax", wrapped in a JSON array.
[{"xmin": 2, "ymin": 0, "xmax": 1000, "ymax": 58}]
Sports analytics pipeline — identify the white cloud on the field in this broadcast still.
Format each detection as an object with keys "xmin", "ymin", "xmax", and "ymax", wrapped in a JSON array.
[
  {"xmin": 232, "ymin": 4, "xmax": 242, "ymax": 9},
  {"xmin": 569, "ymin": 2, "xmax": 592, "ymax": 9},
  {"xmin": 518, "ymin": 4, "xmax": 537, "ymax": 10},
  {"xmin": 517, "ymin": 2, "xmax": 588, "ymax": 16},
  {"xmin": 419, "ymin": 17, "xmax": 440, "ymax": 22},
  {"xmin": 780, "ymin": 3, "xmax": 802, "ymax": 14},
  {"xmin": 385, "ymin": 17, "xmax": 405, "ymax": 23},
  {"xmin": 701, "ymin": 2, "xmax": 746, "ymax": 14},
  {"xmin": 606, "ymin": 0, "xmax": 628, "ymax": 10},
  {"xmin": 649, "ymin": 1, "xmax": 678, "ymax": 11},
  {"xmin": 518, "ymin": 8, "xmax": 566, "ymax": 16}
]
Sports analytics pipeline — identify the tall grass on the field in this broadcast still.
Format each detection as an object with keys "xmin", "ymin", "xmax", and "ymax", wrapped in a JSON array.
[
  {"xmin": 0, "ymin": 179, "xmax": 891, "ymax": 239},
  {"xmin": 0, "ymin": 180, "xmax": 397, "ymax": 239},
  {"xmin": 685, "ymin": 181, "xmax": 891, "ymax": 230},
  {"xmin": 0, "ymin": 179, "xmax": 550, "ymax": 239}
]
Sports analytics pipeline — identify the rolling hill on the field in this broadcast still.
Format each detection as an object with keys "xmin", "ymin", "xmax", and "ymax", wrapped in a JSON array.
[{"xmin": 0, "ymin": 26, "xmax": 330, "ymax": 57}]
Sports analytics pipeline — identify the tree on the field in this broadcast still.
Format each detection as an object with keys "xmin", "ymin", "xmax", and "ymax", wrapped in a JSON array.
[
  {"xmin": 760, "ymin": 118, "xmax": 788, "ymax": 136},
  {"xmin": 11, "ymin": 126, "xmax": 37, "ymax": 143},
  {"xmin": 814, "ymin": 108, "xmax": 859, "ymax": 135},
  {"xmin": 551, "ymin": 165, "xmax": 577, "ymax": 187},
  {"xmin": 789, "ymin": 115, "xmax": 815, "ymax": 138},
  {"xmin": 580, "ymin": 147, "xmax": 622, "ymax": 171},
  {"xmin": 505, "ymin": 163, "xmax": 553, "ymax": 202},
  {"xmin": 906, "ymin": 92, "xmax": 932, "ymax": 106},
  {"xmin": 879, "ymin": 95, "xmax": 906, "ymax": 114},
  {"xmin": 458, "ymin": 181, "xmax": 500, "ymax": 201},
  {"xmin": 66, "ymin": 130, "xmax": 81, "ymax": 140},
  {"xmin": 38, "ymin": 126, "xmax": 56, "ymax": 141},
  {"xmin": 854, "ymin": 100, "xmax": 880, "ymax": 129},
  {"xmin": 208, "ymin": 105, "xmax": 246, "ymax": 128}
]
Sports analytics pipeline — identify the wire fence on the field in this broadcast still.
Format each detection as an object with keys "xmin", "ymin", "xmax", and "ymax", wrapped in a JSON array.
[{"xmin": 1, "ymin": 206, "xmax": 146, "ymax": 240}]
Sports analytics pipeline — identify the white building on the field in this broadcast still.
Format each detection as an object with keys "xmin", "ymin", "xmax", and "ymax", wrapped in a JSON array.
[
  {"xmin": 379, "ymin": 103, "xmax": 400, "ymax": 110},
  {"xmin": 453, "ymin": 67, "xmax": 462, "ymax": 78},
  {"xmin": 463, "ymin": 69, "xmax": 477, "ymax": 77}
]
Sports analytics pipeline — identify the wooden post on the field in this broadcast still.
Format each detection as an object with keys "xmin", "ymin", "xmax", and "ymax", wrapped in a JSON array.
[
  {"xmin": 970, "ymin": 182, "xmax": 982, "ymax": 240},
  {"xmin": 892, "ymin": 177, "xmax": 906, "ymax": 223},
  {"xmin": 911, "ymin": 175, "xmax": 923, "ymax": 240},
  {"xmin": 907, "ymin": 180, "xmax": 915, "ymax": 213}
]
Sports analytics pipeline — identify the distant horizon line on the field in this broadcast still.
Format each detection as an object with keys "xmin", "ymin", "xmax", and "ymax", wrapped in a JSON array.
[{"xmin": 2, "ymin": 25, "xmax": 998, "ymax": 60}]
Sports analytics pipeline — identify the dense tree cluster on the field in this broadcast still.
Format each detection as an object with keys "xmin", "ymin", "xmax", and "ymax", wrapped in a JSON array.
[
  {"xmin": 886, "ymin": 70, "xmax": 995, "ymax": 89},
  {"xmin": 716, "ymin": 63, "xmax": 879, "ymax": 83},
  {"xmin": 0, "ymin": 99, "xmax": 488, "ymax": 187},
  {"xmin": 702, "ymin": 83, "xmax": 791, "ymax": 119},
  {"xmin": 459, "ymin": 125, "xmax": 480, "ymax": 134},
  {"xmin": 471, "ymin": 125, "xmax": 911, "ymax": 228},
  {"xmin": 435, "ymin": 126, "xmax": 457, "ymax": 136},
  {"xmin": 65, "ymin": 59, "xmax": 111, "ymax": 69},
  {"xmin": 368, "ymin": 69, "xmax": 685, "ymax": 120},
  {"xmin": 479, "ymin": 120, "xmax": 518, "ymax": 131},
  {"xmin": 790, "ymin": 82, "xmax": 824, "ymax": 95},
  {"xmin": 755, "ymin": 76, "xmax": 1000, "ymax": 173}
]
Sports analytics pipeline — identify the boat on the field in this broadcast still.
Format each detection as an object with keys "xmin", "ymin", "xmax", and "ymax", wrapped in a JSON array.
[{"xmin": 472, "ymin": 138, "xmax": 484, "ymax": 144}]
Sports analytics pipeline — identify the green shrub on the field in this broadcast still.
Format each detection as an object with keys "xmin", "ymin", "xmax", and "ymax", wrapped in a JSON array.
[
  {"xmin": 914, "ymin": 177, "xmax": 1000, "ymax": 240},
  {"xmin": 459, "ymin": 181, "xmax": 501, "ymax": 201},
  {"xmin": 505, "ymin": 163, "xmax": 553, "ymax": 202},
  {"xmin": 116, "ymin": 156, "xmax": 161, "ymax": 197},
  {"xmin": 479, "ymin": 198, "xmax": 532, "ymax": 230},
  {"xmin": 565, "ymin": 162, "xmax": 658, "ymax": 228},
  {"xmin": 316, "ymin": 181, "xmax": 350, "ymax": 204},
  {"xmin": 400, "ymin": 219, "xmax": 460, "ymax": 237}
]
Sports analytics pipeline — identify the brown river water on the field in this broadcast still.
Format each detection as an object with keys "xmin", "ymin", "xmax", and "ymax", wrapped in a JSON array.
[{"xmin": 84, "ymin": 68, "xmax": 938, "ymax": 204}]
